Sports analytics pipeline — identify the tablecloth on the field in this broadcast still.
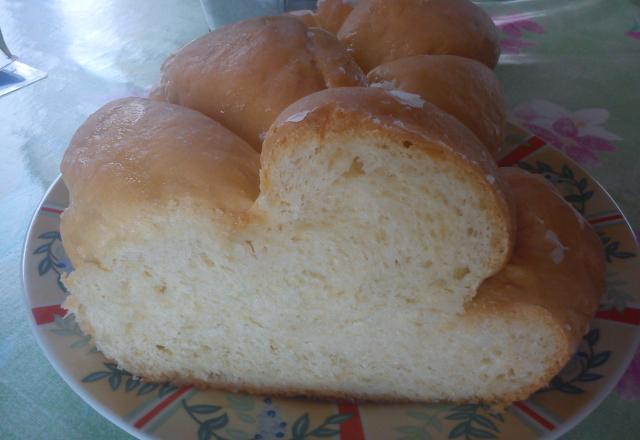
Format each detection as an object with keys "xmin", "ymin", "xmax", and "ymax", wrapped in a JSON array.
[{"xmin": 0, "ymin": 0, "xmax": 638, "ymax": 438}]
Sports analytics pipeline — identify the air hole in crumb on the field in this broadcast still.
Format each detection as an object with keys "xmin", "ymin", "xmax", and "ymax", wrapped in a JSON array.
[
  {"xmin": 402, "ymin": 140, "xmax": 413, "ymax": 148},
  {"xmin": 200, "ymin": 253, "xmax": 215, "ymax": 267},
  {"xmin": 422, "ymin": 260, "xmax": 433, "ymax": 269},
  {"xmin": 156, "ymin": 344, "xmax": 169, "ymax": 352},
  {"xmin": 143, "ymin": 270, "xmax": 152, "ymax": 278},
  {"xmin": 155, "ymin": 283, "xmax": 167, "ymax": 294},
  {"xmin": 453, "ymin": 266, "xmax": 470, "ymax": 280},
  {"xmin": 342, "ymin": 156, "xmax": 365, "ymax": 178},
  {"xmin": 303, "ymin": 270, "xmax": 326, "ymax": 281},
  {"xmin": 245, "ymin": 240, "xmax": 256, "ymax": 257}
]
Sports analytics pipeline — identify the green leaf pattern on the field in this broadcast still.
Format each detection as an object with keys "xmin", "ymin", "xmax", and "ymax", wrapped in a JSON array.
[
  {"xmin": 444, "ymin": 405, "xmax": 503, "ymax": 439},
  {"xmin": 538, "ymin": 328, "xmax": 611, "ymax": 394},
  {"xmin": 81, "ymin": 362, "xmax": 177, "ymax": 397},
  {"xmin": 33, "ymin": 230, "xmax": 70, "ymax": 292},
  {"xmin": 290, "ymin": 412, "xmax": 353, "ymax": 439},
  {"xmin": 517, "ymin": 161, "xmax": 593, "ymax": 214}
]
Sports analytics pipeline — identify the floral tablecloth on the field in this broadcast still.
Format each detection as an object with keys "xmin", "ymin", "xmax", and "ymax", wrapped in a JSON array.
[
  {"xmin": 0, "ymin": 0, "xmax": 638, "ymax": 438},
  {"xmin": 485, "ymin": 1, "xmax": 640, "ymax": 437}
]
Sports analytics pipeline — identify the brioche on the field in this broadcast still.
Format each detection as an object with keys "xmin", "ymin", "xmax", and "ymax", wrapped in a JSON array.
[
  {"xmin": 61, "ymin": 88, "xmax": 530, "ymax": 402},
  {"xmin": 149, "ymin": 16, "xmax": 365, "ymax": 151},
  {"xmin": 338, "ymin": 0, "xmax": 500, "ymax": 72},
  {"xmin": 368, "ymin": 55, "xmax": 506, "ymax": 155}
]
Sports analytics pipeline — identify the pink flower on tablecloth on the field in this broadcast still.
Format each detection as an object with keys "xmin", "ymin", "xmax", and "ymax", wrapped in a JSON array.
[
  {"xmin": 512, "ymin": 100, "xmax": 621, "ymax": 166},
  {"xmin": 627, "ymin": 20, "xmax": 640, "ymax": 39},
  {"xmin": 616, "ymin": 346, "xmax": 640, "ymax": 400},
  {"xmin": 494, "ymin": 15, "xmax": 544, "ymax": 54}
]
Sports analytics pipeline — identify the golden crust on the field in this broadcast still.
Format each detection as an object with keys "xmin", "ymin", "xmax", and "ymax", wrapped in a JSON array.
[
  {"xmin": 338, "ymin": 0, "xmax": 500, "ymax": 72},
  {"xmin": 367, "ymin": 55, "xmax": 506, "ymax": 155},
  {"xmin": 316, "ymin": 0, "xmax": 355, "ymax": 34},
  {"xmin": 149, "ymin": 15, "xmax": 365, "ymax": 151},
  {"xmin": 472, "ymin": 168, "xmax": 604, "ymax": 345},
  {"xmin": 60, "ymin": 97, "xmax": 259, "ymax": 265},
  {"xmin": 465, "ymin": 168, "xmax": 605, "ymax": 402}
]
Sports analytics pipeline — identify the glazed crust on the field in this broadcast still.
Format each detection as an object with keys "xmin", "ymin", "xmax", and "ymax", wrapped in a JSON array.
[
  {"xmin": 60, "ymin": 98, "xmax": 260, "ymax": 265},
  {"xmin": 465, "ymin": 168, "xmax": 605, "ymax": 402},
  {"xmin": 472, "ymin": 168, "xmax": 604, "ymax": 344},
  {"xmin": 316, "ymin": 0, "xmax": 356, "ymax": 34},
  {"xmin": 284, "ymin": 9, "xmax": 321, "ymax": 28},
  {"xmin": 338, "ymin": 0, "xmax": 500, "ymax": 72},
  {"xmin": 149, "ymin": 15, "xmax": 365, "ymax": 151},
  {"xmin": 368, "ymin": 55, "xmax": 506, "ymax": 155}
]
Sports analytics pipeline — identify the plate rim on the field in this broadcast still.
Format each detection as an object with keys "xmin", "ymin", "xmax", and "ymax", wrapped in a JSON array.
[{"xmin": 21, "ymin": 174, "xmax": 151, "ymax": 440}]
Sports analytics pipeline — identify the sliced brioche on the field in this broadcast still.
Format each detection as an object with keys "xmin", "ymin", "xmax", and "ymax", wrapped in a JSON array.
[
  {"xmin": 62, "ymin": 89, "xmax": 522, "ymax": 402},
  {"xmin": 63, "ymin": 162, "xmax": 605, "ymax": 403},
  {"xmin": 368, "ymin": 55, "xmax": 506, "ymax": 155},
  {"xmin": 338, "ymin": 0, "xmax": 500, "ymax": 72},
  {"xmin": 257, "ymin": 87, "xmax": 515, "ymax": 315},
  {"xmin": 149, "ymin": 15, "xmax": 365, "ymax": 151}
]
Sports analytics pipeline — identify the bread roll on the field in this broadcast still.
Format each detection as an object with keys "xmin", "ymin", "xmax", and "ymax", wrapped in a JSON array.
[
  {"xmin": 338, "ymin": 0, "xmax": 500, "ymax": 72},
  {"xmin": 60, "ymin": 98, "xmax": 260, "ymax": 266},
  {"xmin": 149, "ymin": 16, "xmax": 365, "ymax": 151},
  {"xmin": 62, "ymin": 89, "xmax": 523, "ymax": 403},
  {"xmin": 368, "ymin": 55, "xmax": 506, "ymax": 155}
]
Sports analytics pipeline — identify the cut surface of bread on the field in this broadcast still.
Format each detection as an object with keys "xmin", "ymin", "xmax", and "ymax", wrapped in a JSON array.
[
  {"xmin": 61, "ymin": 90, "xmax": 602, "ymax": 404},
  {"xmin": 368, "ymin": 55, "xmax": 506, "ymax": 155},
  {"xmin": 149, "ymin": 15, "xmax": 365, "ymax": 151}
]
